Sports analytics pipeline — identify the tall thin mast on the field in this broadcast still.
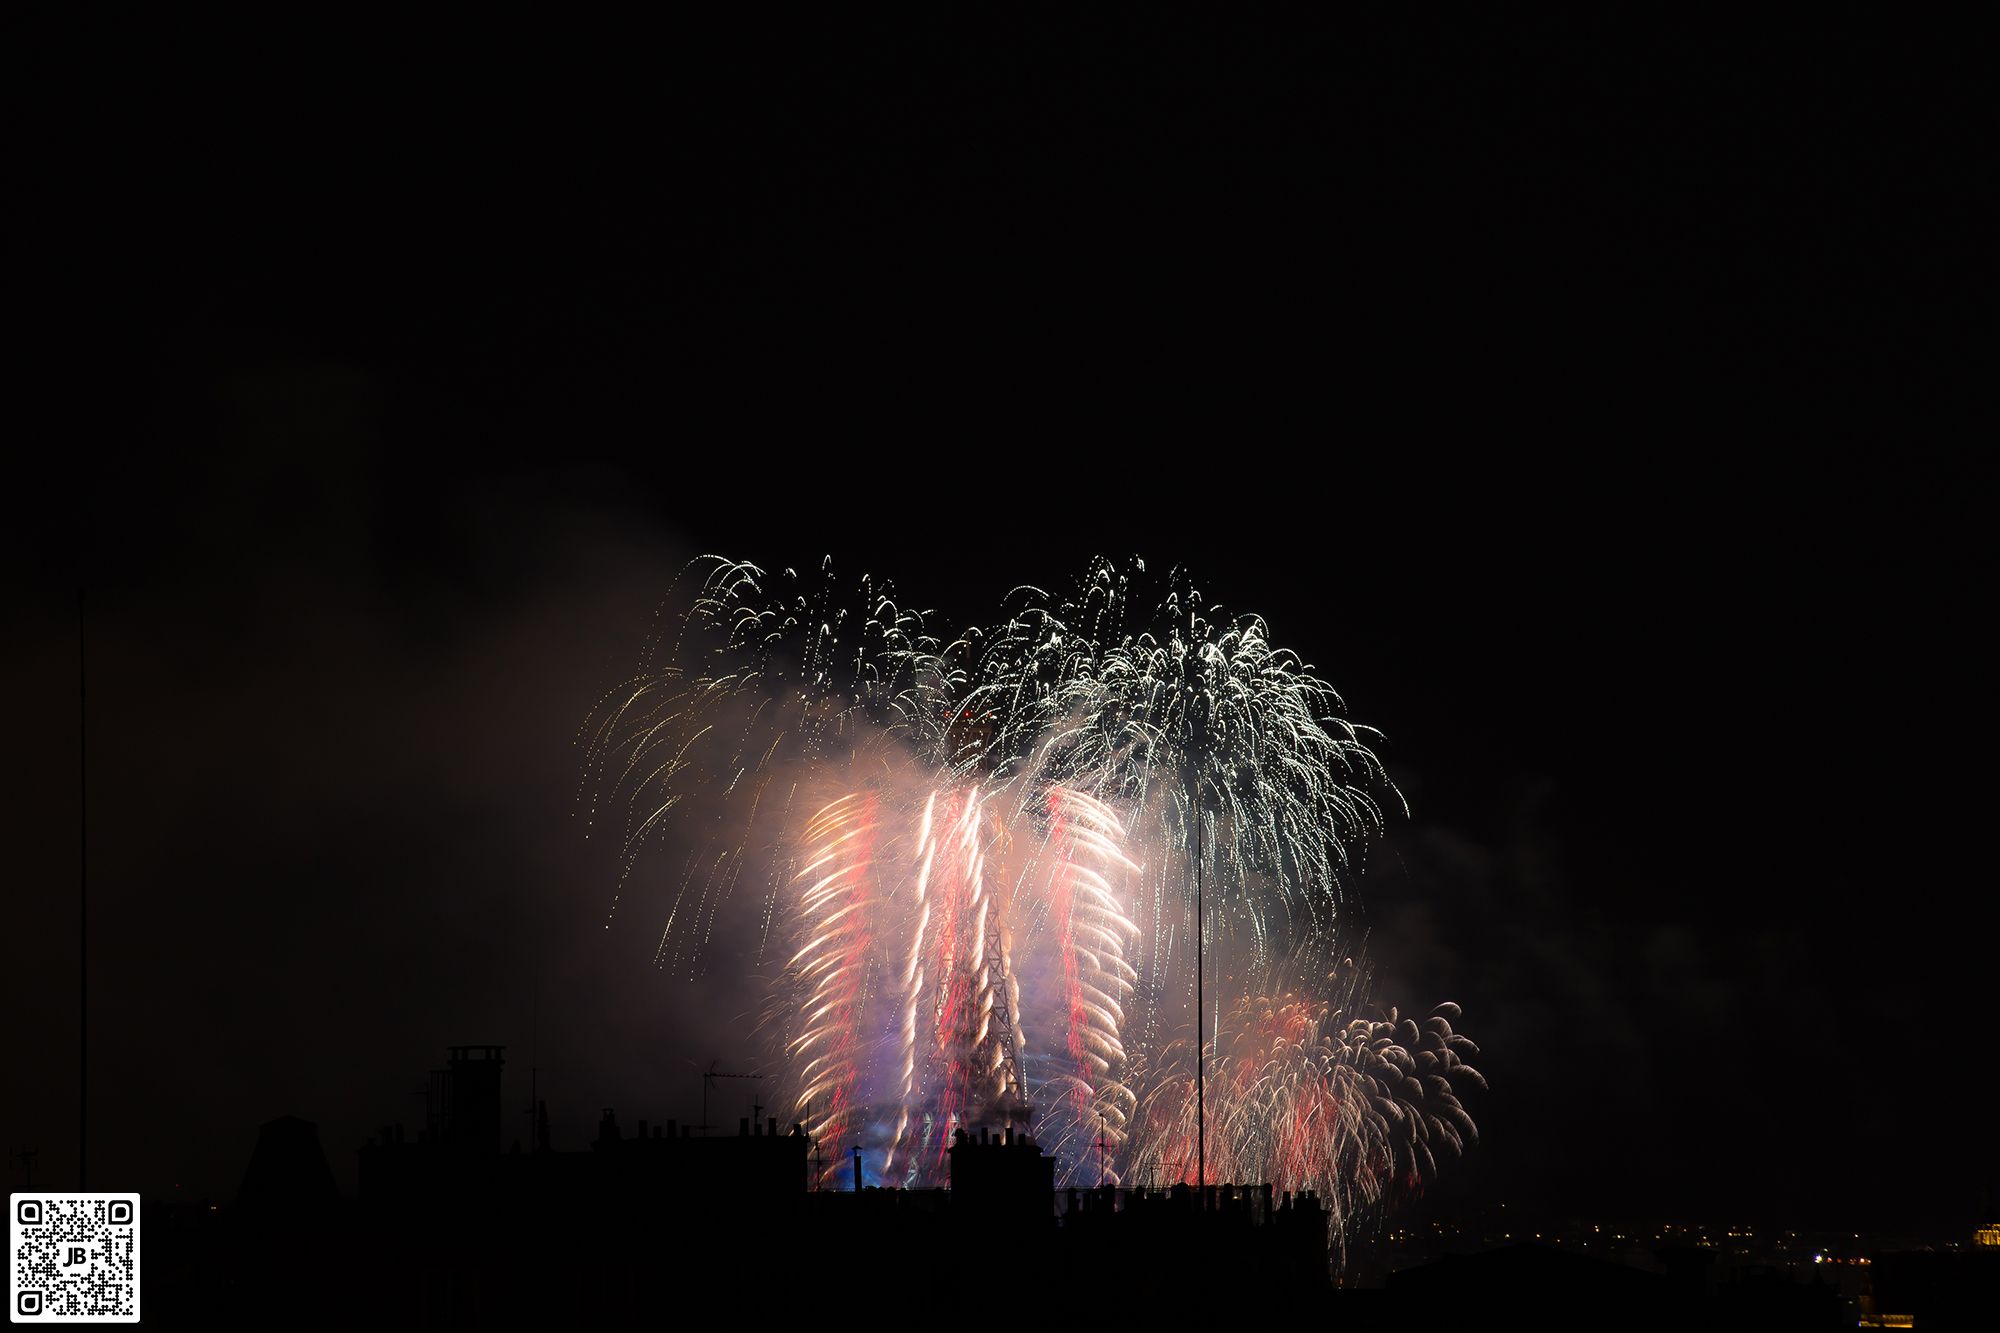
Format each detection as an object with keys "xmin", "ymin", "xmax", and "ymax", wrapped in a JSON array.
[{"xmin": 79, "ymin": 587, "xmax": 88, "ymax": 1190}]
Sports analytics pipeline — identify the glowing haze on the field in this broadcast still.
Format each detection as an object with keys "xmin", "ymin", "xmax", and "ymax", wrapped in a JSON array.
[{"xmin": 581, "ymin": 555, "xmax": 1482, "ymax": 1252}]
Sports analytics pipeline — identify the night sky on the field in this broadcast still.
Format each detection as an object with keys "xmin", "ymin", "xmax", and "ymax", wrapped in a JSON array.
[{"xmin": 14, "ymin": 12, "xmax": 1991, "ymax": 1238}]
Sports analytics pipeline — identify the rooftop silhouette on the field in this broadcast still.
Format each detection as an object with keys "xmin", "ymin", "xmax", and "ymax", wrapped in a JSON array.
[{"xmin": 134, "ymin": 1044, "xmax": 1987, "ymax": 1330}]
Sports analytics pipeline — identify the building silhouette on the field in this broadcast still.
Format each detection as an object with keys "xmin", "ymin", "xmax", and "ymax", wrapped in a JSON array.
[
  {"xmin": 143, "ymin": 1043, "xmax": 1938, "ymax": 1329},
  {"xmin": 360, "ymin": 1045, "xmax": 1335, "ymax": 1323}
]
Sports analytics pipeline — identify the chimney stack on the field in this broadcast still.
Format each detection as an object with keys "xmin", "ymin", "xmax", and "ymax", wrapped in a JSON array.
[
  {"xmin": 739, "ymin": 1117, "xmax": 750, "ymax": 1137},
  {"xmin": 443, "ymin": 1045, "xmax": 507, "ymax": 1154}
]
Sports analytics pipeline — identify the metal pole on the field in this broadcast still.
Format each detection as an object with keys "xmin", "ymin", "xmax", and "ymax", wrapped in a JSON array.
[{"xmin": 79, "ymin": 586, "xmax": 87, "ymax": 1190}]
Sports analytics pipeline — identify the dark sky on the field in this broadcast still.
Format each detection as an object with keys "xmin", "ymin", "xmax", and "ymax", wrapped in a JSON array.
[{"xmin": 14, "ymin": 12, "xmax": 1991, "ymax": 1236}]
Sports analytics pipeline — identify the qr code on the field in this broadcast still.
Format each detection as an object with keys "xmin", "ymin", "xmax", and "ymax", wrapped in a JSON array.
[{"xmin": 9, "ymin": 1195, "xmax": 139, "ymax": 1324}]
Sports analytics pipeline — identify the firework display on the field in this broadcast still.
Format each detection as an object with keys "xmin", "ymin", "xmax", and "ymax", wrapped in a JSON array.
[
  {"xmin": 583, "ymin": 555, "xmax": 1480, "ymax": 1242},
  {"xmin": 1127, "ymin": 985, "xmax": 1484, "ymax": 1242}
]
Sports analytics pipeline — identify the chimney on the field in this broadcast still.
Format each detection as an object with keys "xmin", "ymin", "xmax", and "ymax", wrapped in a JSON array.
[
  {"xmin": 852, "ymin": 1146, "xmax": 863, "ymax": 1192},
  {"xmin": 768, "ymin": 1117, "xmax": 778, "ymax": 1137},
  {"xmin": 444, "ymin": 1045, "xmax": 506, "ymax": 1154},
  {"xmin": 666, "ymin": 1119, "xmax": 677, "ymax": 1138},
  {"xmin": 739, "ymin": 1117, "xmax": 750, "ymax": 1137},
  {"xmin": 638, "ymin": 1119, "xmax": 648, "ymax": 1139},
  {"xmin": 652, "ymin": 1125, "xmax": 662, "ymax": 1140}
]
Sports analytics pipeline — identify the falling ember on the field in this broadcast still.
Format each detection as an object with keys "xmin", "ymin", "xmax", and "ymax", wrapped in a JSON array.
[{"xmin": 583, "ymin": 555, "xmax": 1482, "ymax": 1249}]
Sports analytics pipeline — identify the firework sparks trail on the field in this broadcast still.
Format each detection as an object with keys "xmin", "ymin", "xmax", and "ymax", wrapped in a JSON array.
[
  {"xmin": 1028, "ymin": 785, "xmax": 1141, "ymax": 1181},
  {"xmin": 584, "ymin": 555, "xmax": 1482, "ymax": 1245},
  {"xmin": 788, "ymin": 792, "xmax": 881, "ymax": 1178},
  {"xmin": 899, "ymin": 787, "xmax": 986, "ymax": 1183}
]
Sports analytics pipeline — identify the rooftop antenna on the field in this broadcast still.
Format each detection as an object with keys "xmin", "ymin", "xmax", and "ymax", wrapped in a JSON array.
[
  {"xmin": 807, "ymin": 1099, "xmax": 821, "ymax": 1190},
  {"xmin": 1097, "ymin": 1112, "xmax": 1108, "ymax": 1188},
  {"xmin": 700, "ymin": 1063, "xmax": 763, "ymax": 1135},
  {"xmin": 524, "ymin": 1065, "xmax": 554, "ymax": 1149}
]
